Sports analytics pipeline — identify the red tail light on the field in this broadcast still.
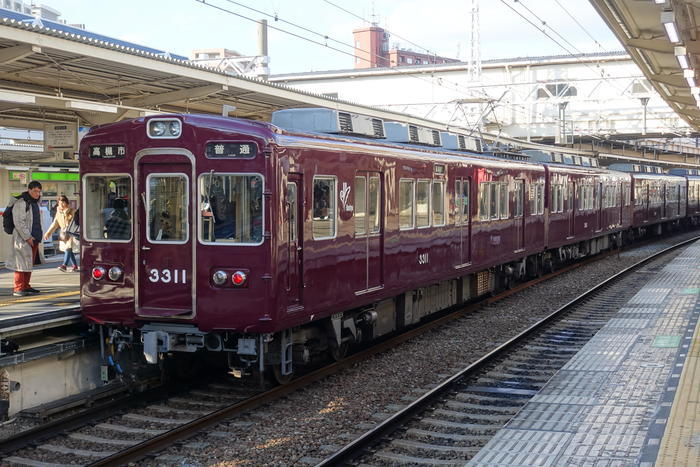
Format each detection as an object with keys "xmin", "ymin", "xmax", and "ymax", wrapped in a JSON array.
[
  {"xmin": 232, "ymin": 271, "xmax": 247, "ymax": 287},
  {"xmin": 92, "ymin": 266, "xmax": 106, "ymax": 280}
]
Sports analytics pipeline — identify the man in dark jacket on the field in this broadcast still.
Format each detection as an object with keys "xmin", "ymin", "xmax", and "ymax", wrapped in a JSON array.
[{"xmin": 6, "ymin": 181, "xmax": 43, "ymax": 296}]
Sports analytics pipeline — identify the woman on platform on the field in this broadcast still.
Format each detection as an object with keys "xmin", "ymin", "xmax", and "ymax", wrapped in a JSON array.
[{"xmin": 43, "ymin": 195, "xmax": 79, "ymax": 272}]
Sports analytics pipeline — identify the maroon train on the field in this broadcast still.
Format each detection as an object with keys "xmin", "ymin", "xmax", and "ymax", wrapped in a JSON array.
[{"xmin": 79, "ymin": 109, "xmax": 699, "ymax": 380}]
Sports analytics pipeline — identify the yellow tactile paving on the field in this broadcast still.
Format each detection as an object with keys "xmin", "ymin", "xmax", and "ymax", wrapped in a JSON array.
[{"xmin": 656, "ymin": 318, "xmax": 700, "ymax": 467}]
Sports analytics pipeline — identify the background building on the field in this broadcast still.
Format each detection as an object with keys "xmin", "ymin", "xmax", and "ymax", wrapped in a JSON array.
[{"xmin": 353, "ymin": 25, "xmax": 459, "ymax": 69}]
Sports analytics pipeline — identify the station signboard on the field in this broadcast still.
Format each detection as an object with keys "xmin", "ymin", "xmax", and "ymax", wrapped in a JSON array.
[{"xmin": 44, "ymin": 122, "xmax": 77, "ymax": 152}]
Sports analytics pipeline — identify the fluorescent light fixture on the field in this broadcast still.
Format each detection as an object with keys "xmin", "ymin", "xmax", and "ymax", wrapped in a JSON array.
[
  {"xmin": 661, "ymin": 11, "xmax": 681, "ymax": 43},
  {"xmin": 5, "ymin": 165, "xmax": 30, "ymax": 171},
  {"xmin": 691, "ymin": 86, "xmax": 700, "ymax": 96},
  {"xmin": 675, "ymin": 46, "xmax": 690, "ymax": 69},
  {"xmin": 36, "ymin": 166, "xmax": 61, "ymax": 172},
  {"xmin": 654, "ymin": 0, "xmax": 667, "ymax": 4},
  {"xmin": 65, "ymin": 100, "xmax": 118, "ymax": 113},
  {"xmin": 0, "ymin": 90, "xmax": 36, "ymax": 104},
  {"xmin": 67, "ymin": 168, "xmax": 79, "ymax": 172},
  {"xmin": 684, "ymin": 69, "xmax": 695, "ymax": 87}
]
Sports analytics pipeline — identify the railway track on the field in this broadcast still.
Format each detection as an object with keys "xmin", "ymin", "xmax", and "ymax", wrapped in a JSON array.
[
  {"xmin": 0, "ymin": 234, "xmax": 697, "ymax": 465},
  {"xmin": 317, "ymin": 236, "xmax": 697, "ymax": 466}
]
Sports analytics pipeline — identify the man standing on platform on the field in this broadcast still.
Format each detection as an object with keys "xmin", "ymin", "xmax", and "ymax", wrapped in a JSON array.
[{"xmin": 6, "ymin": 181, "xmax": 44, "ymax": 297}]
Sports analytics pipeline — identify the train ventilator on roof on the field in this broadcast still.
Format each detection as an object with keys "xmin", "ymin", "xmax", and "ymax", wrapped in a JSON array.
[{"xmin": 271, "ymin": 108, "xmax": 385, "ymax": 139}]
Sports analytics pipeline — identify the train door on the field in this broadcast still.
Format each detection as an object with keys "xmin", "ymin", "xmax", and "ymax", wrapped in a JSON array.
[
  {"xmin": 568, "ymin": 181, "xmax": 575, "ymax": 238},
  {"xmin": 454, "ymin": 176, "xmax": 471, "ymax": 265},
  {"xmin": 514, "ymin": 179, "xmax": 525, "ymax": 251},
  {"xmin": 136, "ymin": 154, "xmax": 194, "ymax": 317},
  {"xmin": 355, "ymin": 172, "xmax": 383, "ymax": 292},
  {"xmin": 286, "ymin": 174, "xmax": 303, "ymax": 309}
]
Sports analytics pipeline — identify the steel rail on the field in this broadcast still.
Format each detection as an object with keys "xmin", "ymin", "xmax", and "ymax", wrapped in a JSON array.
[
  {"xmin": 4, "ymin": 235, "xmax": 693, "ymax": 464},
  {"xmin": 0, "ymin": 380, "xmax": 167, "ymax": 456},
  {"xmin": 88, "ymin": 242, "xmax": 632, "ymax": 465},
  {"xmin": 315, "ymin": 235, "xmax": 700, "ymax": 466}
]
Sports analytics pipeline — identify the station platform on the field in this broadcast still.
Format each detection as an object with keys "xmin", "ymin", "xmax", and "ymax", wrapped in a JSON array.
[
  {"xmin": 469, "ymin": 241, "xmax": 700, "ymax": 466},
  {"xmin": 0, "ymin": 255, "xmax": 80, "ymax": 344}
]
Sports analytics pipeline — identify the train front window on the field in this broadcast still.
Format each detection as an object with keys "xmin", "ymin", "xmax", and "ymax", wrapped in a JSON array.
[
  {"xmin": 199, "ymin": 173, "xmax": 263, "ymax": 245},
  {"xmin": 147, "ymin": 174, "xmax": 188, "ymax": 243},
  {"xmin": 83, "ymin": 174, "xmax": 132, "ymax": 242}
]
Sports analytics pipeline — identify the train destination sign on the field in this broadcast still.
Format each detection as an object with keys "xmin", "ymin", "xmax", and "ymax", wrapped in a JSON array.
[
  {"xmin": 89, "ymin": 144, "xmax": 126, "ymax": 159},
  {"xmin": 206, "ymin": 142, "xmax": 257, "ymax": 158}
]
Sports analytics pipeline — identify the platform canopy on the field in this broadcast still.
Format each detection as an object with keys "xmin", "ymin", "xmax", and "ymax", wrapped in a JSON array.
[
  {"xmin": 590, "ymin": 0, "xmax": 700, "ymax": 131},
  {"xmin": 0, "ymin": 16, "xmax": 462, "ymax": 132}
]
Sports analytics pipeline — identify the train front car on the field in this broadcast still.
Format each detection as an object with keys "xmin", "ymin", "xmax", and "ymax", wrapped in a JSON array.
[{"xmin": 80, "ymin": 115, "xmax": 275, "ymax": 379}]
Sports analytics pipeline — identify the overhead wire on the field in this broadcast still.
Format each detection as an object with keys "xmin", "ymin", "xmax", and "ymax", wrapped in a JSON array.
[
  {"xmin": 194, "ymin": 0, "xmax": 653, "ymax": 134},
  {"xmin": 553, "ymin": 0, "xmax": 608, "ymax": 53},
  {"xmin": 502, "ymin": 0, "xmax": 673, "ymax": 124}
]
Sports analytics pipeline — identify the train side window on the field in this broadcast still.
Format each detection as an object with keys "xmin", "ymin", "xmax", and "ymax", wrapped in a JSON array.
[
  {"xmin": 558, "ymin": 185, "xmax": 565, "ymax": 212},
  {"xmin": 498, "ymin": 182, "xmax": 508, "ymax": 219},
  {"xmin": 369, "ymin": 176, "xmax": 381, "ymax": 233},
  {"xmin": 83, "ymin": 174, "xmax": 132, "ymax": 242},
  {"xmin": 455, "ymin": 180, "xmax": 462, "ymax": 225},
  {"xmin": 287, "ymin": 183, "xmax": 297, "ymax": 242},
  {"xmin": 432, "ymin": 180, "xmax": 445, "ymax": 226},
  {"xmin": 461, "ymin": 180, "xmax": 470, "ymax": 221},
  {"xmin": 416, "ymin": 180, "xmax": 430, "ymax": 228},
  {"xmin": 514, "ymin": 180, "xmax": 524, "ymax": 217},
  {"xmin": 532, "ymin": 182, "xmax": 544, "ymax": 215},
  {"xmin": 399, "ymin": 179, "xmax": 415, "ymax": 230},
  {"xmin": 478, "ymin": 183, "xmax": 489, "ymax": 221},
  {"xmin": 489, "ymin": 183, "xmax": 499, "ymax": 220},
  {"xmin": 313, "ymin": 176, "xmax": 336, "ymax": 239},
  {"xmin": 456, "ymin": 180, "xmax": 470, "ymax": 225},
  {"xmin": 199, "ymin": 173, "xmax": 263, "ymax": 245},
  {"xmin": 354, "ymin": 176, "xmax": 366, "ymax": 235}
]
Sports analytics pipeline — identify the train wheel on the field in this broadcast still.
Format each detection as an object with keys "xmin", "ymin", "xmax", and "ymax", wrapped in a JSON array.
[
  {"xmin": 271, "ymin": 364, "xmax": 294, "ymax": 385},
  {"xmin": 329, "ymin": 341, "xmax": 349, "ymax": 361}
]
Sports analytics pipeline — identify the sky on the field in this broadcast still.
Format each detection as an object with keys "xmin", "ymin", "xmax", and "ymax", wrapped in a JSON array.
[{"xmin": 40, "ymin": 0, "xmax": 624, "ymax": 75}]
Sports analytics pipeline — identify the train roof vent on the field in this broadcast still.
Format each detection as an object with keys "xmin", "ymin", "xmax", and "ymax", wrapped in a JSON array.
[
  {"xmin": 572, "ymin": 156, "xmax": 582, "ymax": 166},
  {"xmin": 338, "ymin": 112, "xmax": 353, "ymax": 132},
  {"xmin": 553, "ymin": 153, "xmax": 564, "ymax": 163},
  {"xmin": 271, "ymin": 108, "xmax": 386, "ymax": 139},
  {"xmin": 385, "ymin": 122, "xmax": 441, "ymax": 146},
  {"xmin": 581, "ymin": 157, "xmax": 592, "ymax": 167},
  {"xmin": 371, "ymin": 118, "xmax": 385, "ymax": 138},
  {"xmin": 521, "ymin": 150, "xmax": 552, "ymax": 163},
  {"xmin": 441, "ymin": 132, "xmax": 482, "ymax": 152},
  {"xmin": 591, "ymin": 158, "xmax": 599, "ymax": 167}
]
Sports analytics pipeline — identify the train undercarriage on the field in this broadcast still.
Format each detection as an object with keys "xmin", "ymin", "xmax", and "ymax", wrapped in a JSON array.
[{"xmin": 99, "ymin": 224, "xmax": 686, "ymax": 386}]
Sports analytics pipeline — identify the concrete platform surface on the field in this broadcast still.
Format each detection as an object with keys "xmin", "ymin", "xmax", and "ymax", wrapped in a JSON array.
[{"xmin": 469, "ymin": 240, "xmax": 700, "ymax": 466}]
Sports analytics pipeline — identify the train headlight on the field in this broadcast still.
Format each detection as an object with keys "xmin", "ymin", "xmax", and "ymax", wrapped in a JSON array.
[
  {"xmin": 147, "ymin": 118, "xmax": 182, "ymax": 139},
  {"xmin": 168, "ymin": 120, "xmax": 181, "ymax": 136},
  {"xmin": 150, "ymin": 121, "xmax": 166, "ymax": 137},
  {"xmin": 92, "ymin": 266, "xmax": 106, "ymax": 280},
  {"xmin": 108, "ymin": 266, "xmax": 123, "ymax": 281},
  {"xmin": 212, "ymin": 270, "xmax": 228, "ymax": 286},
  {"xmin": 232, "ymin": 270, "xmax": 247, "ymax": 287}
]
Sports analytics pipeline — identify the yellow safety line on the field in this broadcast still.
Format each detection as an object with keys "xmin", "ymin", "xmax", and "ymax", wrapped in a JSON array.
[{"xmin": 0, "ymin": 290, "xmax": 79, "ymax": 307}]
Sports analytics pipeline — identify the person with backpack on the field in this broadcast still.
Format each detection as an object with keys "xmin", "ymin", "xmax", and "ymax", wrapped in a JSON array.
[
  {"xmin": 43, "ymin": 195, "xmax": 79, "ymax": 272},
  {"xmin": 5, "ymin": 181, "xmax": 44, "ymax": 296}
]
